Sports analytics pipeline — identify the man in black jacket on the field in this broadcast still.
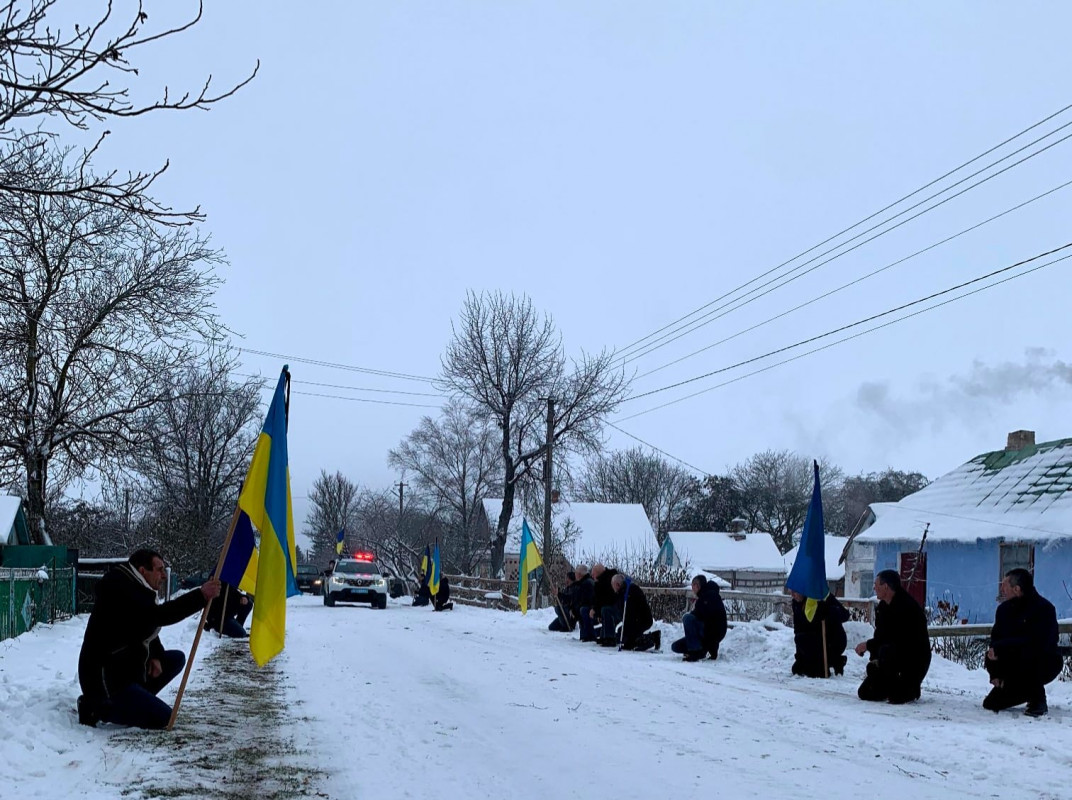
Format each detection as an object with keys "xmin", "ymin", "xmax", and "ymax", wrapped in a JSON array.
[
  {"xmin": 672, "ymin": 575, "xmax": 728, "ymax": 662},
  {"xmin": 855, "ymin": 570, "xmax": 931, "ymax": 704},
  {"xmin": 983, "ymin": 568, "xmax": 1062, "ymax": 717},
  {"xmin": 434, "ymin": 576, "xmax": 453, "ymax": 611},
  {"xmin": 204, "ymin": 584, "xmax": 253, "ymax": 638},
  {"xmin": 608, "ymin": 574, "xmax": 660, "ymax": 652},
  {"xmin": 790, "ymin": 591, "xmax": 849, "ymax": 677},
  {"xmin": 77, "ymin": 549, "xmax": 221, "ymax": 729},
  {"xmin": 579, "ymin": 563, "xmax": 618, "ymax": 642},
  {"xmin": 549, "ymin": 571, "xmax": 578, "ymax": 631}
]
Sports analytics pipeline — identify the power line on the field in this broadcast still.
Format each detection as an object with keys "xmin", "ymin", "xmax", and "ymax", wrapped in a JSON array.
[
  {"xmin": 257, "ymin": 385, "xmax": 442, "ymax": 410},
  {"xmin": 618, "ymin": 122, "xmax": 1072, "ymax": 367},
  {"xmin": 237, "ymin": 373, "xmax": 444, "ymax": 399},
  {"xmin": 232, "ymin": 344, "xmax": 436, "ymax": 383},
  {"xmin": 634, "ymin": 177, "xmax": 1072, "ymax": 380},
  {"xmin": 601, "ymin": 419, "xmax": 709, "ymax": 474},
  {"xmin": 616, "ymin": 242, "xmax": 1072, "ymax": 415}
]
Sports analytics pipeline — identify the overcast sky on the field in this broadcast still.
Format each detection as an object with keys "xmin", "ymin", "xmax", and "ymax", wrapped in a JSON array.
[{"xmin": 84, "ymin": 2, "xmax": 1072, "ymax": 531}]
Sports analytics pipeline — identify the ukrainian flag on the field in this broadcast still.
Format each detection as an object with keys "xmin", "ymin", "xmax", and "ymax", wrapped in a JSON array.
[
  {"xmin": 335, "ymin": 528, "xmax": 345, "ymax": 556},
  {"xmin": 517, "ymin": 518, "xmax": 543, "ymax": 614},
  {"xmin": 219, "ymin": 511, "xmax": 259, "ymax": 595},
  {"xmin": 240, "ymin": 367, "xmax": 299, "ymax": 666},
  {"xmin": 786, "ymin": 460, "xmax": 829, "ymax": 622},
  {"xmin": 429, "ymin": 540, "xmax": 441, "ymax": 596},
  {"xmin": 420, "ymin": 545, "xmax": 430, "ymax": 584}
]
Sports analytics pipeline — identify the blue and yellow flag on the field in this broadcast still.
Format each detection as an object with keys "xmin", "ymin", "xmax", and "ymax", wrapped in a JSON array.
[
  {"xmin": 239, "ymin": 367, "xmax": 299, "ymax": 666},
  {"xmin": 428, "ymin": 540, "xmax": 441, "ymax": 596},
  {"xmin": 335, "ymin": 528, "xmax": 345, "ymax": 556},
  {"xmin": 786, "ymin": 460, "xmax": 829, "ymax": 622},
  {"xmin": 420, "ymin": 545, "xmax": 431, "ymax": 585},
  {"xmin": 219, "ymin": 511, "xmax": 259, "ymax": 595},
  {"xmin": 517, "ymin": 518, "xmax": 543, "ymax": 614}
]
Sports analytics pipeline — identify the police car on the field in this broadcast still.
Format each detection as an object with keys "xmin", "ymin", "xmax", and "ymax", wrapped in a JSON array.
[{"xmin": 323, "ymin": 552, "xmax": 388, "ymax": 609}]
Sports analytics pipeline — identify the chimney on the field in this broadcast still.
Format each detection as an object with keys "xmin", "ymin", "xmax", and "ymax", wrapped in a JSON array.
[
  {"xmin": 1006, "ymin": 430, "xmax": 1035, "ymax": 452},
  {"xmin": 729, "ymin": 517, "xmax": 748, "ymax": 538}
]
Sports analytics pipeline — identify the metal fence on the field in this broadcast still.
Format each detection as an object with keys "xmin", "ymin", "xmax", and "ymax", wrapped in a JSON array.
[{"xmin": 0, "ymin": 564, "xmax": 77, "ymax": 642}]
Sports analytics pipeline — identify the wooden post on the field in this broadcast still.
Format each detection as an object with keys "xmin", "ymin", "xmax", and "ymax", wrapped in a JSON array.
[
  {"xmin": 821, "ymin": 618, "xmax": 829, "ymax": 678},
  {"xmin": 166, "ymin": 504, "xmax": 244, "ymax": 730},
  {"xmin": 216, "ymin": 584, "xmax": 230, "ymax": 639}
]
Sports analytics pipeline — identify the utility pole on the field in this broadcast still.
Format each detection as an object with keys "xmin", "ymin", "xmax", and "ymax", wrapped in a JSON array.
[
  {"xmin": 396, "ymin": 480, "xmax": 407, "ymax": 541},
  {"xmin": 542, "ymin": 397, "xmax": 555, "ymax": 605}
]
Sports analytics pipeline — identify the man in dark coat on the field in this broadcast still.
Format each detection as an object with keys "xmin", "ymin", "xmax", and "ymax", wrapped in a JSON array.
[
  {"xmin": 433, "ymin": 576, "xmax": 453, "ymax": 611},
  {"xmin": 412, "ymin": 573, "xmax": 431, "ymax": 606},
  {"xmin": 790, "ymin": 591, "xmax": 849, "ymax": 677},
  {"xmin": 855, "ymin": 569, "xmax": 931, "ymax": 704},
  {"xmin": 672, "ymin": 575, "xmax": 728, "ymax": 661},
  {"xmin": 548, "ymin": 571, "xmax": 578, "ymax": 631},
  {"xmin": 983, "ymin": 568, "xmax": 1063, "ymax": 717},
  {"xmin": 606, "ymin": 574, "xmax": 661, "ymax": 652},
  {"xmin": 579, "ymin": 563, "xmax": 618, "ymax": 642},
  {"xmin": 77, "ymin": 549, "xmax": 220, "ymax": 729},
  {"xmin": 571, "ymin": 564, "xmax": 595, "ymax": 626}
]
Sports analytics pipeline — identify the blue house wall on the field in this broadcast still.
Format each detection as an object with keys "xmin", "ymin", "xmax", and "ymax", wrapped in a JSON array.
[{"xmin": 872, "ymin": 539, "xmax": 1072, "ymax": 623}]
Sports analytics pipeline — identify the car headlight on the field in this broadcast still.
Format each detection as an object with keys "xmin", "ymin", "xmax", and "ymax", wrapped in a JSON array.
[
  {"xmin": 313, "ymin": 579, "xmax": 322, "ymax": 586},
  {"xmin": 374, "ymin": 578, "xmax": 386, "ymax": 587}
]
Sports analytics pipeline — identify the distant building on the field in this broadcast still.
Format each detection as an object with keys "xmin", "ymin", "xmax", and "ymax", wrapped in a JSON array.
[
  {"xmin": 846, "ymin": 430, "xmax": 1072, "ymax": 622},
  {"xmin": 784, "ymin": 535, "xmax": 848, "ymax": 597},
  {"xmin": 479, "ymin": 499, "xmax": 659, "ymax": 582},
  {"xmin": 0, "ymin": 496, "xmax": 31, "ymax": 546},
  {"xmin": 657, "ymin": 528, "xmax": 786, "ymax": 591}
]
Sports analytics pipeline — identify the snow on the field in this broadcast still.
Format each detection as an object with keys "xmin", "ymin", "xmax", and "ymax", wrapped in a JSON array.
[
  {"xmin": 663, "ymin": 530, "xmax": 786, "ymax": 572},
  {"xmin": 784, "ymin": 536, "xmax": 848, "ymax": 580},
  {"xmin": 858, "ymin": 438, "xmax": 1072, "ymax": 543},
  {"xmin": 483, "ymin": 498, "xmax": 659, "ymax": 561},
  {"xmin": 3, "ymin": 598, "xmax": 1071, "ymax": 799}
]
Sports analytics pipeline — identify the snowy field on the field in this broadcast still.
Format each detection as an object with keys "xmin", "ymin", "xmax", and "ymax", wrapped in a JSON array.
[{"xmin": 2, "ymin": 595, "xmax": 1070, "ymax": 799}]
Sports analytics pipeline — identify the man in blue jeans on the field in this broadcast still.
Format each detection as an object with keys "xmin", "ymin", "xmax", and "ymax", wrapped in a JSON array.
[
  {"xmin": 77, "ymin": 549, "xmax": 221, "ymax": 729},
  {"xmin": 671, "ymin": 575, "xmax": 728, "ymax": 661}
]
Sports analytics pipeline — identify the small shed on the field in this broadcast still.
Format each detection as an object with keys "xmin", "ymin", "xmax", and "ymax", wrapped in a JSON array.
[
  {"xmin": 657, "ymin": 530, "xmax": 786, "ymax": 590},
  {"xmin": 0, "ymin": 496, "xmax": 31, "ymax": 546}
]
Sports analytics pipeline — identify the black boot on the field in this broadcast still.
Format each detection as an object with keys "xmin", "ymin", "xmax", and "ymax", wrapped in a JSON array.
[
  {"xmin": 682, "ymin": 650, "xmax": 704, "ymax": 662},
  {"xmin": 77, "ymin": 695, "xmax": 100, "ymax": 728}
]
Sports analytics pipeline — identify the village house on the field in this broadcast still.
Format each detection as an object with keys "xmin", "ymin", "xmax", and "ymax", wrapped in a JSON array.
[
  {"xmin": 657, "ymin": 520, "xmax": 787, "ymax": 591},
  {"xmin": 845, "ymin": 430, "xmax": 1072, "ymax": 623},
  {"xmin": 479, "ymin": 498, "xmax": 659, "ymax": 582}
]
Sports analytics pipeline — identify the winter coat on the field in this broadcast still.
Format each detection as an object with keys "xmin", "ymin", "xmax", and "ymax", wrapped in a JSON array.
[
  {"xmin": 692, "ymin": 582, "xmax": 728, "ymax": 649},
  {"xmin": 991, "ymin": 587, "xmax": 1061, "ymax": 668},
  {"xmin": 78, "ymin": 563, "xmax": 207, "ymax": 703},
  {"xmin": 616, "ymin": 580, "xmax": 655, "ymax": 643},
  {"xmin": 792, "ymin": 595, "xmax": 849, "ymax": 673},
  {"xmin": 591, "ymin": 569, "xmax": 619, "ymax": 611},
  {"xmin": 864, "ymin": 588, "xmax": 931, "ymax": 677},
  {"xmin": 572, "ymin": 575, "xmax": 595, "ymax": 615}
]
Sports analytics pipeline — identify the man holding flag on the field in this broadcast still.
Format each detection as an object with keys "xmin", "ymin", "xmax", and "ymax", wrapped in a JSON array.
[{"xmin": 786, "ymin": 461, "xmax": 849, "ymax": 678}]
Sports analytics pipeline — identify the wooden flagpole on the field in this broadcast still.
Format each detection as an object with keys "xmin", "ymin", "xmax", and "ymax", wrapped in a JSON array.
[
  {"xmin": 166, "ymin": 503, "xmax": 243, "ymax": 730},
  {"xmin": 821, "ymin": 617, "xmax": 829, "ymax": 678},
  {"xmin": 217, "ymin": 584, "xmax": 230, "ymax": 639}
]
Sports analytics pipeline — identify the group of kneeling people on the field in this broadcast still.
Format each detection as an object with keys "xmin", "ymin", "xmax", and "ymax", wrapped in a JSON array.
[{"xmin": 550, "ymin": 563, "xmax": 1065, "ymax": 718}]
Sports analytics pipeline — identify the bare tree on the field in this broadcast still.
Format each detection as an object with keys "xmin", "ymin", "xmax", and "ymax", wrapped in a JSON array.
[
  {"xmin": 573, "ymin": 446, "xmax": 694, "ymax": 543},
  {"xmin": 0, "ymin": 146, "xmax": 226, "ymax": 543},
  {"xmin": 388, "ymin": 401, "xmax": 502, "ymax": 575},
  {"xmin": 0, "ymin": 0, "xmax": 257, "ymax": 221},
  {"xmin": 441, "ymin": 291, "xmax": 629, "ymax": 576},
  {"xmin": 304, "ymin": 470, "xmax": 361, "ymax": 565},
  {"xmin": 671, "ymin": 474, "xmax": 743, "ymax": 533},
  {"xmin": 731, "ymin": 450, "xmax": 843, "ymax": 553},
  {"xmin": 130, "ymin": 352, "xmax": 262, "ymax": 573}
]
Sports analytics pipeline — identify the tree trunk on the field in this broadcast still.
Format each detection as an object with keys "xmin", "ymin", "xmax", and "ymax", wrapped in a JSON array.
[{"xmin": 24, "ymin": 452, "xmax": 48, "ymax": 545}]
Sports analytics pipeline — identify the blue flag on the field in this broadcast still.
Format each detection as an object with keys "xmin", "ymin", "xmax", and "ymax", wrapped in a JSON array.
[{"xmin": 786, "ymin": 460, "xmax": 829, "ymax": 621}]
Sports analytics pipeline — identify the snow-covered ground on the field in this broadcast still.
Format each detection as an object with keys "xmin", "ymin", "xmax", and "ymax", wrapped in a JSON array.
[{"xmin": 2, "ymin": 596, "xmax": 1069, "ymax": 799}]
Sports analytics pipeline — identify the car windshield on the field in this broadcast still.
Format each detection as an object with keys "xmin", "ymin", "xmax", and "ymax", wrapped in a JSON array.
[
  {"xmin": 297, "ymin": 565, "xmax": 319, "ymax": 576},
  {"xmin": 335, "ymin": 561, "xmax": 378, "ymax": 575}
]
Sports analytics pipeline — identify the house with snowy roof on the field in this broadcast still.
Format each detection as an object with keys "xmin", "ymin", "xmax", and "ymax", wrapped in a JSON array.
[
  {"xmin": 784, "ymin": 535, "xmax": 848, "ymax": 597},
  {"xmin": 846, "ymin": 430, "xmax": 1072, "ymax": 623},
  {"xmin": 657, "ymin": 523, "xmax": 786, "ymax": 590},
  {"xmin": 480, "ymin": 498, "xmax": 659, "ymax": 582},
  {"xmin": 0, "ymin": 495, "xmax": 31, "ymax": 546}
]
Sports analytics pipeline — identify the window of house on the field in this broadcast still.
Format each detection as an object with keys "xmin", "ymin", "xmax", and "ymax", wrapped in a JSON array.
[
  {"xmin": 858, "ymin": 570, "xmax": 874, "ymax": 597},
  {"xmin": 998, "ymin": 542, "xmax": 1034, "ymax": 598}
]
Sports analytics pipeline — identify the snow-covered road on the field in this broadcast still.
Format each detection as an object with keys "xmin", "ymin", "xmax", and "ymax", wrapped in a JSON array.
[{"xmin": 2, "ymin": 595, "xmax": 1069, "ymax": 799}]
